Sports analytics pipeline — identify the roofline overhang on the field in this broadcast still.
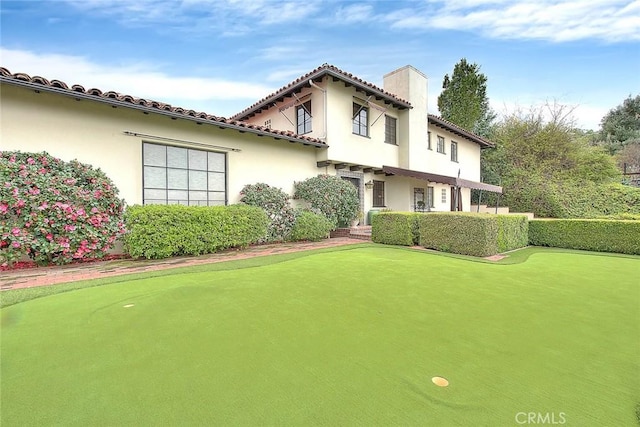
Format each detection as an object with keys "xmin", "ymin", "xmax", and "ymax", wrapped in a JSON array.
[
  {"xmin": 232, "ymin": 68, "xmax": 413, "ymax": 121},
  {"xmin": 0, "ymin": 76, "xmax": 328, "ymax": 149},
  {"xmin": 382, "ymin": 165, "xmax": 502, "ymax": 193},
  {"xmin": 428, "ymin": 115, "xmax": 495, "ymax": 149}
]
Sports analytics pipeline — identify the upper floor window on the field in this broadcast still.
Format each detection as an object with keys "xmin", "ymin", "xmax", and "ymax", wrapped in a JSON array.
[
  {"xmin": 373, "ymin": 180, "xmax": 385, "ymax": 207},
  {"xmin": 451, "ymin": 141, "xmax": 458, "ymax": 162},
  {"xmin": 437, "ymin": 135, "xmax": 446, "ymax": 154},
  {"xmin": 353, "ymin": 102, "xmax": 369, "ymax": 137},
  {"xmin": 427, "ymin": 131, "xmax": 432, "ymax": 150},
  {"xmin": 143, "ymin": 143, "xmax": 226, "ymax": 206},
  {"xmin": 296, "ymin": 100, "xmax": 312, "ymax": 134},
  {"xmin": 385, "ymin": 115, "xmax": 397, "ymax": 145}
]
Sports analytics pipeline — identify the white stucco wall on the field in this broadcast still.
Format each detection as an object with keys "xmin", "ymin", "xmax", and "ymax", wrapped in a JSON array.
[
  {"xmin": 425, "ymin": 127, "xmax": 481, "ymax": 181},
  {"xmin": 0, "ymin": 84, "xmax": 323, "ymax": 206}
]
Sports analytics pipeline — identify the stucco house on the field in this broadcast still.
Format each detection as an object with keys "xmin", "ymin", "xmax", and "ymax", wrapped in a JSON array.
[{"xmin": 0, "ymin": 64, "xmax": 501, "ymax": 223}]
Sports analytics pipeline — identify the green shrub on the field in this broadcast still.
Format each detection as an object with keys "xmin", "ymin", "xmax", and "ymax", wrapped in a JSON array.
[
  {"xmin": 371, "ymin": 213, "xmax": 418, "ymax": 246},
  {"xmin": 529, "ymin": 219, "xmax": 640, "ymax": 255},
  {"xmin": 239, "ymin": 183, "xmax": 295, "ymax": 242},
  {"xmin": 290, "ymin": 210, "xmax": 333, "ymax": 242},
  {"xmin": 496, "ymin": 215, "xmax": 529, "ymax": 252},
  {"xmin": 1, "ymin": 150, "xmax": 125, "ymax": 266},
  {"xmin": 293, "ymin": 175, "xmax": 359, "ymax": 228},
  {"xmin": 417, "ymin": 213, "xmax": 528, "ymax": 257},
  {"xmin": 123, "ymin": 204, "xmax": 268, "ymax": 259}
]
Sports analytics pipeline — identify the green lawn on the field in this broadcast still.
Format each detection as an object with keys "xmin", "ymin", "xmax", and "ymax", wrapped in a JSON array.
[{"xmin": 1, "ymin": 246, "xmax": 638, "ymax": 426}]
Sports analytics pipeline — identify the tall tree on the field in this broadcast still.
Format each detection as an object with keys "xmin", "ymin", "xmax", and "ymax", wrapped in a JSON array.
[
  {"xmin": 437, "ymin": 58, "xmax": 493, "ymax": 135},
  {"xmin": 595, "ymin": 94, "xmax": 640, "ymax": 154}
]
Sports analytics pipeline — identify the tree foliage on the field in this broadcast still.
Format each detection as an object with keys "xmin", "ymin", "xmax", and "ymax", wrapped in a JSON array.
[
  {"xmin": 437, "ymin": 58, "xmax": 495, "ymax": 135},
  {"xmin": 478, "ymin": 103, "xmax": 632, "ymax": 218},
  {"xmin": 594, "ymin": 94, "xmax": 640, "ymax": 154}
]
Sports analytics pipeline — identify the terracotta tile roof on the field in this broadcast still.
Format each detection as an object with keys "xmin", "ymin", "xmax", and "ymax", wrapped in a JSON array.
[
  {"xmin": 427, "ymin": 114, "xmax": 495, "ymax": 148},
  {"xmin": 232, "ymin": 63, "xmax": 413, "ymax": 121},
  {"xmin": 0, "ymin": 67, "xmax": 327, "ymax": 148}
]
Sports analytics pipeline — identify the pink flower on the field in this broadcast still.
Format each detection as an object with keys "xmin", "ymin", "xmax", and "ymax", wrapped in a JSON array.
[
  {"xmin": 64, "ymin": 224, "xmax": 76, "ymax": 232},
  {"xmin": 12, "ymin": 241, "xmax": 20, "ymax": 248},
  {"xmin": 46, "ymin": 233, "xmax": 53, "ymax": 241},
  {"xmin": 27, "ymin": 157, "xmax": 35, "ymax": 165},
  {"xmin": 11, "ymin": 228, "xmax": 20, "ymax": 236},
  {"xmin": 0, "ymin": 203, "xmax": 7, "ymax": 214},
  {"xmin": 16, "ymin": 199, "xmax": 25, "ymax": 208}
]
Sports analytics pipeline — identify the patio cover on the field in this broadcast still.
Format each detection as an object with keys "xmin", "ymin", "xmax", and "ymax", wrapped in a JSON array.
[{"xmin": 382, "ymin": 166, "xmax": 502, "ymax": 193}]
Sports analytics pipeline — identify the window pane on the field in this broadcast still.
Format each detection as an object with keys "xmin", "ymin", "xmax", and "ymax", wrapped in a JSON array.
[
  {"xmin": 144, "ymin": 166, "xmax": 166, "ymax": 188},
  {"xmin": 189, "ymin": 149, "xmax": 207, "ymax": 170},
  {"xmin": 167, "ymin": 146, "xmax": 188, "ymax": 168},
  {"xmin": 208, "ymin": 172, "xmax": 225, "ymax": 191},
  {"xmin": 208, "ymin": 200, "xmax": 226, "ymax": 206},
  {"xmin": 167, "ymin": 168, "xmax": 188, "ymax": 189},
  {"xmin": 167, "ymin": 190, "xmax": 188, "ymax": 200},
  {"xmin": 189, "ymin": 170, "xmax": 207, "ymax": 190},
  {"xmin": 208, "ymin": 191, "xmax": 226, "ymax": 202},
  {"xmin": 144, "ymin": 189, "xmax": 166, "ymax": 200},
  {"xmin": 208, "ymin": 152, "xmax": 225, "ymax": 172},
  {"xmin": 189, "ymin": 190, "xmax": 207, "ymax": 201},
  {"xmin": 143, "ymin": 143, "xmax": 166, "ymax": 166},
  {"xmin": 145, "ymin": 199, "xmax": 166, "ymax": 205}
]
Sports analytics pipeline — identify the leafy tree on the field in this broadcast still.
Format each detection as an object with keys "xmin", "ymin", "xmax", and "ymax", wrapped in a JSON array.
[
  {"xmin": 477, "ymin": 103, "xmax": 628, "ymax": 217},
  {"xmin": 437, "ymin": 58, "xmax": 494, "ymax": 135},
  {"xmin": 595, "ymin": 94, "xmax": 640, "ymax": 154}
]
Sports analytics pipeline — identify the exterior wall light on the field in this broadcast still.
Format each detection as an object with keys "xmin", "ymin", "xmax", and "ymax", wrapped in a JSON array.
[{"xmin": 365, "ymin": 180, "xmax": 374, "ymax": 190}]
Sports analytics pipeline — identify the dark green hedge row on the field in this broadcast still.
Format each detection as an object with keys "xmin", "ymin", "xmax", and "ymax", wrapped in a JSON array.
[
  {"xmin": 529, "ymin": 219, "xmax": 640, "ymax": 255},
  {"xmin": 371, "ymin": 213, "xmax": 418, "ymax": 246},
  {"xmin": 417, "ymin": 213, "xmax": 527, "ymax": 257},
  {"xmin": 371, "ymin": 212, "xmax": 528, "ymax": 256},
  {"xmin": 124, "ymin": 204, "xmax": 268, "ymax": 259}
]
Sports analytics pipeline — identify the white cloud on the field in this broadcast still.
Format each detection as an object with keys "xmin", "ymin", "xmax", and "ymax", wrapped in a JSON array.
[
  {"xmin": 0, "ymin": 48, "xmax": 271, "ymax": 115},
  {"xmin": 389, "ymin": 0, "xmax": 640, "ymax": 42},
  {"xmin": 62, "ymin": 0, "xmax": 322, "ymax": 32}
]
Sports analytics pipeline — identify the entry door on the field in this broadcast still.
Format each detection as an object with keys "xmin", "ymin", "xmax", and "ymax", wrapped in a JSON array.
[
  {"xmin": 342, "ymin": 177, "xmax": 361, "ymax": 199},
  {"xmin": 451, "ymin": 187, "xmax": 462, "ymax": 211}
]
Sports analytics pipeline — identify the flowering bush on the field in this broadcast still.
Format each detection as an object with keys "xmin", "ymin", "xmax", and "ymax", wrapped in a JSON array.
[
  {"xmin": 293, "ymin": 175, "xmax": 359, "ymax": 228},
  {"xmin": 0, "ymin": 151, "xmax": 126, "ymax": 266},
  {"xmin": 239, "ymin": 183, "xmax": 295, "ymax": 242}
]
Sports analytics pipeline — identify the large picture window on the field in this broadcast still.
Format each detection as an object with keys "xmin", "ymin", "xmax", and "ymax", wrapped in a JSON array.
[
  {"xmin": 353, "ymin": 102, "xmax": 369, "ymax": 136},
  {"xmin": 373, "ymin": 180, "xmax": 385, "ymax": 207},
  {"xmin": 296, "ymin": 100, "xmax": 312, "ymax": 134},
  {"xmin": 143, "ymin": 143, "xmax": 226, "ymax": 206}
]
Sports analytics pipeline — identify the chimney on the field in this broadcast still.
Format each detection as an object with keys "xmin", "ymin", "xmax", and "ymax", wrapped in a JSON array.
[{"xmin": 383, "ymin": 65, "xmax": 428, "ymax": 171}]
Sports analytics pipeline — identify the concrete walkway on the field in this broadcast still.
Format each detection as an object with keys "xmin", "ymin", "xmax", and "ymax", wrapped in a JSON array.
[{"xmin": 0, "ymin": 238, "xmax": 365, "ymax": 291}]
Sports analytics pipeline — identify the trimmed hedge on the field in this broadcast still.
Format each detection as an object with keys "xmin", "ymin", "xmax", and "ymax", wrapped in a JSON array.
[
  {"xmin": 529, "ymin": 219, "xmax": 640, "ymax": 255},
  {"xmin": 124, "ymin": 204, "xmax": 268, "ymax": 259},
  {"xmin": 290, "ymin": 210, "xmax": 333, "ymax": 242},
  {"xmin": 371, "ymin": 212, "xmax": 418, "ymax": 246},
  {"xmin": 417, "ymin": 213, "xmax": 528, "ymax": 257}
]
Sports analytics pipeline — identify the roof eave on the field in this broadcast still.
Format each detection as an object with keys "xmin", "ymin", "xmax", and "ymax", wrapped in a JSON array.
[
  {"xmin": 1, "ymin": 77, "xmax": 327, "ymax": 149},
  {"xmin": 232, "ymin": 68, "xmax": 412, "ymax": 121},
  {"xmin": 428, "ymin": 115, "xmax": 495, "ymax": 148}
]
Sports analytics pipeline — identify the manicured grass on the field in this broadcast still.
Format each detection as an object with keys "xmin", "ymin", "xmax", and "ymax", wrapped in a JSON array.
[{"xmin": 1, "ymin": 246, "xmax": 638, "ymax": 425}]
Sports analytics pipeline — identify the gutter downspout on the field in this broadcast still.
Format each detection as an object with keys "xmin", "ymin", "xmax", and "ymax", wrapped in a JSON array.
[{"xmin": 309, "ymin": 79, "xmax": 327, "ymax": 141}]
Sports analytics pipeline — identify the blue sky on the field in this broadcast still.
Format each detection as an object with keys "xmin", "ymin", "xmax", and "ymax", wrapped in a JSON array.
[{"xmin": 1, "ymin": 0, "xmax": 639, "ymax": 130}]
